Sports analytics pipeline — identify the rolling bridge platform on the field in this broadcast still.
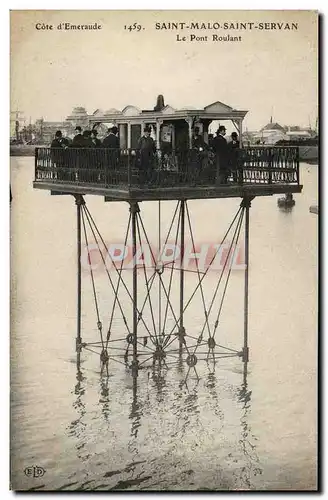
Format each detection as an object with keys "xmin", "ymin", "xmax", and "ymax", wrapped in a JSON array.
[
  {"xmin": 32, "ymin": 94, "xmax": 302, "ymax": 381},
  {"xmin": 33, "ymin": 145, "xmax": 302, "ymax": 381},
  {"xmin": 33, "ymin": 145, "xmax": 302, "ymax": 201}
]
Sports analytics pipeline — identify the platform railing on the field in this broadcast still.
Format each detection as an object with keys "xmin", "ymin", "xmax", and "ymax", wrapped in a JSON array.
[
  {"xmin": 34, "ymin": 146, "xmax": 300, "ymax": 189},
  {"xmin": 241, "ymin": 146, "xmax": 300, "ymax": 184}
]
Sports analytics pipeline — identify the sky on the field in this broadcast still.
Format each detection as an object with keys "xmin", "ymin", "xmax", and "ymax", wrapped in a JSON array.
[{"xmin": 10, "ymin": 10, "xmax": 318, "ymax": 131}]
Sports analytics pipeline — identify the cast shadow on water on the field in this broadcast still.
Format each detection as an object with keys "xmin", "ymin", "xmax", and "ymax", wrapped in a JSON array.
[{"xmin": 64, "ymin": 359, "xmax": 263, "ymax": 491}]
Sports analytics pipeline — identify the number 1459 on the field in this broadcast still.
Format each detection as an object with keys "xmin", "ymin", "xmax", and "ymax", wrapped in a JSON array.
[{"xmin": 124, "ymin": 23, "xmax": 143, "ymax": 31}]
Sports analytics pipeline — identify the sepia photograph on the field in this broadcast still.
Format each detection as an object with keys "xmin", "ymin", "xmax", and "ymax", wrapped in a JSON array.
[{"xmin": 10, "ymin": 9, "xmax": 318, "ymax": 491}]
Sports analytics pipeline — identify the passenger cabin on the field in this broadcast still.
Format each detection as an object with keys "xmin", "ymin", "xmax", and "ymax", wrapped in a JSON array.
[
  {"xmin": 89, "ymin": 98, "xmax": 247, "ymax": 151},
  {"xmin": 33, "ymin": 96, "xmax": 302, "ymax": 202}
]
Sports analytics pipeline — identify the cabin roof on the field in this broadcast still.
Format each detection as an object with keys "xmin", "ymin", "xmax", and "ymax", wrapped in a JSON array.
[{"xmin": 88, "ymin": 99, "xmax": 248, "ymax": 122}]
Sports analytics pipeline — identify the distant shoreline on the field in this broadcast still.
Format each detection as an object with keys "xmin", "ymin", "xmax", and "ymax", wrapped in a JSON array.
[{"xmin": 10, "ymin": 145, "xmax": 38, "ymax": 157}]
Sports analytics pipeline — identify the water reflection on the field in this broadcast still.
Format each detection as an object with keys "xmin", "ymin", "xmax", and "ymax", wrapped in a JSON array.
[
  {"xmin": 67, "ymin": 358, "xmax": 262, "ymax": 490},
  {"xmin": 67, "ymin": 367, "xmax": 87, "ymax": 461},
  {"xmin": 149, "ymin": 365, "xmax": 169, "ymax": 406},
  {"xmin": 129, "ymin": 377, "xmax": 142, "ymax": 440},
  {"xmin": 99, "ymin": 376, "xmax": 110, "ymax": 422},
  {"xmin": 170, "ymin": 379, "xmax": 201, "ymax": 443},
  {"xmin": 205, "ymin": 369, "xmax": 225, "ymax": 421},
  {"xmin": 233, "ymin": 362, "xmax": 263, "ymax": 489}
]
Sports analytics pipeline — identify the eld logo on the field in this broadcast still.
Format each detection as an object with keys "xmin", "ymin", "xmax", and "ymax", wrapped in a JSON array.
[{"xmin": 24, "ymin": 466, "xmax": 46, "ymax": 478}]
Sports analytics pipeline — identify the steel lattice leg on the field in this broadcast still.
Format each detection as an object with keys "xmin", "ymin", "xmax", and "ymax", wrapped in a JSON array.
[
  {"xmin": 130, "ymin": 201, "xmax": 140, "ymax": 377},
  {"xmin": 241, "ymin": 197, "xmax": 252, "ymax": 364},
  {"xmin": 179, "ymin": 200, "xmax": 186, "ymax": 355},
  {"xmin": 75, "ymin": 194, "xmax": 85, "ymax": 368}
]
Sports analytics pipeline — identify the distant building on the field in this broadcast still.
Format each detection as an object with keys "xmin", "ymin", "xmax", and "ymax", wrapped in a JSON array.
[
  {"xmin": 34, "ymin": 119, "xmax": 74, "ymax": 143},
  {"xmin": 285, "ymin": 126, "xmax": 313, "ymax": 141},
  {"xmin": 33, "ymin": 107, "xmax": 90, "ymax": 143},
  {"xmin": 65, "ymin": 106, "xmax": 89, "ymax": 129},
  {"xmin": 261, "ymin": 121, "xmax": 286, "ymax": 133},
  {"xmin": 252, "ymin": 120, "xmax": 286, "ymax": 145}
]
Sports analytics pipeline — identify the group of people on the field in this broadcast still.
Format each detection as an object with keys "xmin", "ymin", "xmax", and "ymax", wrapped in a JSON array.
[
  {"xmin": 192, "ymin": 125, "xmax": 241, "ymax": 184},
  {"xmin": 50, "ymin": 124, "xmax": 156, "ymax": 182},
  {"xmin": 49, "ymin": 123, "xmax": 241, "ymax": 185},
  {"xmin": 50, "ymin": 125, "xmax": 120, "ymax": 150}
]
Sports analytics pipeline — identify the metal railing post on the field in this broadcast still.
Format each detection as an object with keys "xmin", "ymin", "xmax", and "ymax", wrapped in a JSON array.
[
  {"xmin": 35, "ymin": 147, "xmax": 38, "ymax": 180},
  {"xmin": 127, "ymin": 149, "xmax": 131, "ymax": 187},
  {"xmin": 296, "ymin": 146, "xmax": 300, "ymax": 184},
  {"xmin": 268, "ymin": 148, "xmax": 273, "ymax": 184}
]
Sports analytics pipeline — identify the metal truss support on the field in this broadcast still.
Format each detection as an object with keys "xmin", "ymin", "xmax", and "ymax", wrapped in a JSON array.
[
  {"xmin": 130, "ymin": 201, "xmax": 140, "ymax": 377},
  {"xmin": 240, "ymin": 196, "xmax": 253, "ymax": 364},
  {"xmin": 179, "ymin": 199, "xmax": 186, "ymax": 355},
  {"xmin": 73, "ymin": 197, "xmax": 252, "ymax": 379},
  {"xmin": 74, "ymin": 194, "xmax": 85, "ymax": 368}
]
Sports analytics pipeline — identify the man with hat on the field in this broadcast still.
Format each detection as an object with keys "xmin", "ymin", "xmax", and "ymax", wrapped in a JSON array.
[
  {"xmin": 211, "ymin": 125, "xmax": 229, "ymax": 184},
  {"xmin": 102, "ymin": 125, "xmax": 120, "ymax": 182},
  {"xmin": 102, "ymin": 124, "xmax": 120, "ymax": 149},
  {"xmin": 190, "ymin": 126, "xmax": 208, "ymax": 182},
  {"xmin": 72, "ymin": 126, "xmax": 84, "ymax": 147},
  {"xmin": 192, "ymin": 127, "xmax": 206, "ymax": 151},
  {"xmin": 227, "ymin": 132, "xmax": 241, "ymax": 183},
  {"xmin": 50, "ymin": 130, "xmax": 70, "ymax": 180},
  {"xmin": 137, "ymin": 125, "xmax": 156, "ymax": 185},
  {"xmin": 51, "ymin": 130, "xmax": 69, "ymax": 150},
  {"xmin": 91, "ymin": 129, "xmax": 102, "ymax": 147}
]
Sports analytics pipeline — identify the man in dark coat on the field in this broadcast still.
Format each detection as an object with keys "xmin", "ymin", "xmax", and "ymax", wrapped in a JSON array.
[
  {"xmin": 81, "ymin": 130, "xmax": 93, "ymax": 148},
  {"xmin": 71, "ymin": 130, "xmax": 93, "ymax": 181},
  {"xmin": 192, "ymin": 127, "xmax": 206, "ymax": 151},
  {"xmin": 137, "ymin": 126, "xmax": 156, "ymax": 184},
  {"xmin": 91, "ymin": 129, "xmax": 102, "ymax": 147},
  {"xmin": 211, "ymin": 126, "xmax": 229, "ymax": 184},
  {"xmin": 102, "ymin": 126, "xmax": 120, "ymax": 149},
  {"xmin": 190, "ymin": 127, "xmax": 208, "ymax": 182},
  {"xmin": 50, "ymin": 130, "xmax": 70, "ymax": 180},
  {"xmin": 227, "ymin": 132, "xmax": 241, "ymax": 183},
  {"xmin": 50, "ymin": 130, "xmax": 69, "ymax": 150},
  {"xmin": 72, "ymin": 126, "xmax": 84, "ymax": 147},
  {"xmin": 90, "ymin": 129, "xmax": 103, "ymax": 177},
  {"xmin": 102, "ymin": 126, "xmax": 120, "ymax": 182}
]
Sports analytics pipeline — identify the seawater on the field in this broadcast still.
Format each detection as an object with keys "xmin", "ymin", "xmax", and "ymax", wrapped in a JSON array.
[{"xmin": 10, "ymin": 159, "xmax": 318, "ymax": 491}]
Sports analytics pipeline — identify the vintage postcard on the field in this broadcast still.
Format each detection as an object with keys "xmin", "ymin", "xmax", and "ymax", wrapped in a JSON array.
[{"xmin": 10, "ymin": 10, "xmax": 318, "ymax": 491}]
